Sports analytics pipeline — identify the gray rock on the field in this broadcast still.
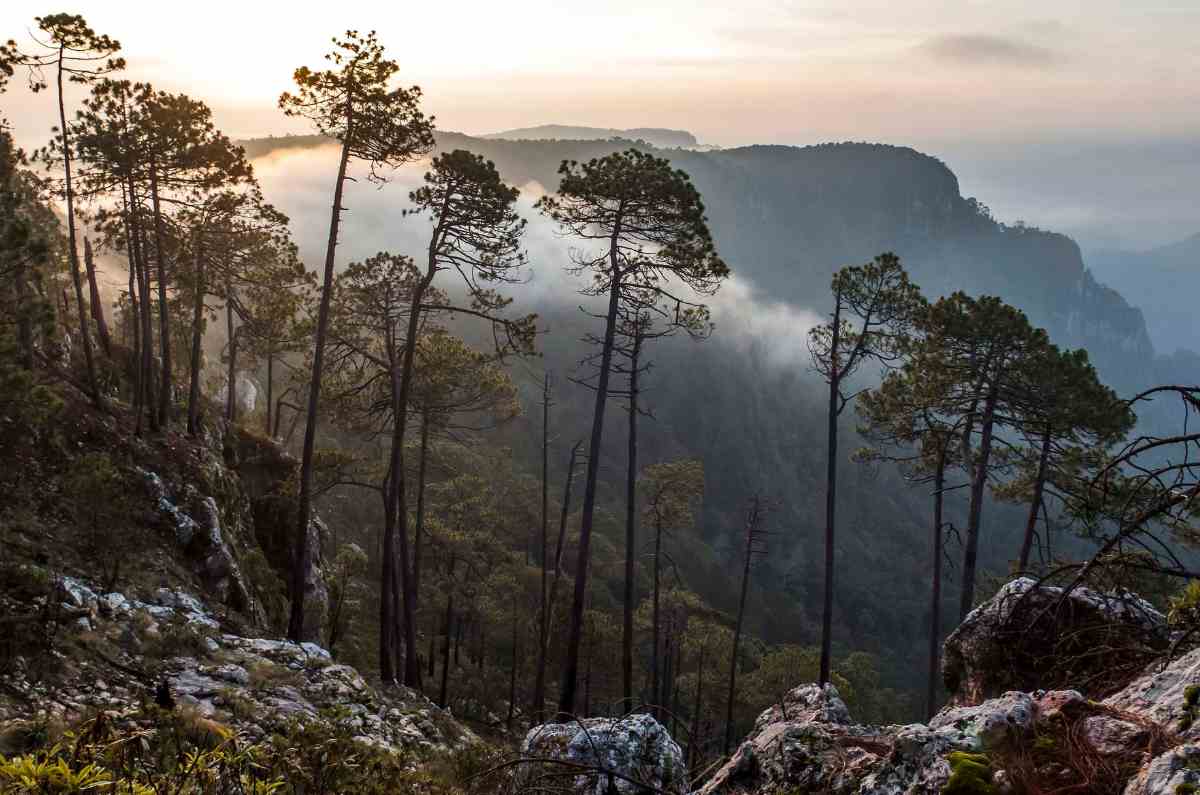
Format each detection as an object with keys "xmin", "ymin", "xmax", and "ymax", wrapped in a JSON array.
[
  {"xmin": 1083, "ymin": 714, "xmax": 1146, "ymax": 756},
  {"xmin": 58, "ymin": 577, "xmax": 99, "ymax": 611},
  {"xmin": 943, "ymin": 577, "xmax": 1167, "ymax": 706},
  {"xmin": 696, "ymin": 684, "xmax": 887, "ymax": 795},
  {"xmin": 100, "ymin": 592, "xmax": 132, "ymax": 617},
  {"xmin": 138, "ymin": 468, "xmax": 199, "ymax": 545},
  {"xmin": 521, "ymin": 714, "xmax": 687, "ymax": 795},
  {"xmin": 1105, "ymin": 646, "xmax": 1200, "ymax": 735},
  {"xmin": 1124, "ymin": 743, "xmax": 1200, "ymax": 794},
  {"xmin": 210, "ymin": 664, "xmax": 251, "ymax": 686},
  {"xmin": 217, "ymin": 373, "xmax": 258, "ymax": 416},
  {"xmin": 928, "ymin": 691, "xmax": 1035, "ymax": 749}
]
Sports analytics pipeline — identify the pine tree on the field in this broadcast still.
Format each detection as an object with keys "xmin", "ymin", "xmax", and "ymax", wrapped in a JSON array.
[
  {"xmin": 279, "ymin": 29, "xmax": 434, "ymax": 644},
  {"xmin": 537, "ymin": 149, "xmax": 728, "ymax": 716},
  {"xmin": 18, "ymin": 14, "xmax": 125, "ymax": 408},
  {"xmin": 807, "ymin": 252, "xmax": 923, "ymax": 684}
]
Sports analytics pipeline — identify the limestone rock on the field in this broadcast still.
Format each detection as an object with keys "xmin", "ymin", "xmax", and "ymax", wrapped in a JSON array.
[
  {"xmin": 943, "ymin": 577, "xmax": 1167, "ymax": 706},
  {"xmin": 928, "ymin": 691, "xmax": 1036, "ymax": 749},
  {"xmin": 520, "ymin": 713, "xmax": 687, "ymax": 795},
  {"xmin": 1123, "ymin": 743, "xmax": 1200, "ymax": 795},
  {"xmin": 1105, "ymin": 646, "xmax": 1200, "ymax": 737},
  {"xmin": 216, "ymin": 373, "xmax": 258, "ymax": 416},
  {"xmin": 2, "ymin": 577, "xmax": 474, "ymax": 759}
]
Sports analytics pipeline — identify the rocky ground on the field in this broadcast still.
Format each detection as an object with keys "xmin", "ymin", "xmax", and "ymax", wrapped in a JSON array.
[{"xmin": 0, "ymin": 574, "xmax": 475, "ymax": 758}]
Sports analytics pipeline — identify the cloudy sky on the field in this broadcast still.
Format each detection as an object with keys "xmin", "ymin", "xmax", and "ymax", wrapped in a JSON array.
[{"xmin": 3, "ymin": 1, "xmax": 1198, "ymax": 248}]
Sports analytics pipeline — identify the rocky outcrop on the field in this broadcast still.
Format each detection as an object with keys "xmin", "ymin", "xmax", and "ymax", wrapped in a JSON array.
[
  {"xmin": 696, "ymin": 684, "xmax": 1035, "ymax": 794},
  {"xmin": 700, "ymin": 579, "xmax": 1190, "ymax": 795},
  {"xmin": 943, "ymin": 577, "xmax": 1168, "ymax": 706},
  {"xmin": 1105, "ymin": 646, "xmax": 1200, "ymax": 737},
  {"xmin": 1124, "ymin": 743, "xmax": 1200, "ymax": 794},
  {"xmin": 216, "ymin": 373, "xmax": 259, "ymax": 416},
  {"xmin": 519, "ymin": 714, "xmax": 687, "ymax": 795},
  {"xmin": 2, "ymin": 576, "xmax": 473, "ymax": 756}
]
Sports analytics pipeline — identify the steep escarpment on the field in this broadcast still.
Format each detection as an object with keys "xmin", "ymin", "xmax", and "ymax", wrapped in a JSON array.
[{"xmin": 0, "ymin": 393, "xmax": 477, "ymax": 777}]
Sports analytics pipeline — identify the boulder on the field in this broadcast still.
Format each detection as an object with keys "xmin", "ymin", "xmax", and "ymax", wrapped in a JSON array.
[
  {"xmin": 943, "ymin": 577, "xmax": 1168, "ymax": 705},
  {"xmin": 697, "ymin": 684, "xmax": 988, "ymax": 794},
  {"xmin": 216, "ymin": 373, "xmax": 258, "ymax": 416},
  {"xmin": 520, "ymin": 714, "xmax": 687, "ymax": 795}
]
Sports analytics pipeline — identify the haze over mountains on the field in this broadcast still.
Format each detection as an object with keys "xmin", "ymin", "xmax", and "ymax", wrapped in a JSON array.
[
  {"xmin": 1089, "ymin": 233, "xmax": 1200, "ymax": 355},
  {"xmin": 482, "ymin": 124, "xmax": 701, "ymax": 149}
]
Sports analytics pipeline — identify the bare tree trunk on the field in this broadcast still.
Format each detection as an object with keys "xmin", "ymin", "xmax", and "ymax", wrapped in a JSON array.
[
  {"xmin": 559, "ymin": 258, "xmax": 622, "ymax": 717},
  {"xmin": 133, "ymin": 209, "xmax": 158, "ymax": 433},
  {"xmin": 289, "ymin": 133, "xmax": 353, "ymax": 643},
  {"xmin": 439, "ymin": 562, "xmax": 455, "ymax": 708},
  {"xmin": 414, "ymin": 408, "xmax": 431, "ymax": 601},
  {"xmin": 725, "ymin": 513, "xmax": 754, "ymax": 754},
  {"xmin": 265, "ymin": 351, "xmax": 274, "ymax": 436},
  {"xmin": 927, "ymin": 442, "xmax": 946, "ymax": 720},
  {"xmin": 961, "ymin": 383, "xmax": 1000, "ymax": 620},
  {"xmin": 122, "ymin": 184, "xmax": 144, "ymax": 431},
  {"xmin": 454, "ymin": 613, "xmax": 464, "ymax": 668},
  {"xmin": 224, "ymin": 295, "xmax": 238, "ymax": 423},
  {"xmin": 818, "ymin": 291, "xmax": 842, "ymax": 686},
  {"xmin": 83, "ymin": 237, "xmax": 111, "ymax": 357},
  {"xmin": 659, "ymin": 617, "xmax": 672, "ymax": 723},
  {"xmin": 506, "ymin": 593, "xmax": 519, "ymax": 732},
  {"xmin": 583, "ymin": 623, "xmax": 593, "ymax": 718},
  {"xmin": 623, "ymin": 328, "xmax": 642, "ymax": 712},
  {"xmin": 652, "ymin": 514, "xmax": 663, "ymax": 721},
  {"xmin": 1018, "ymin": 425, "xmax": 1053, "ymax": 573},
  {"xmin": 670, "ymin": 633, "xmax": 682, "ymax": 735},
  {"xmin": 688, "ymin": 643, "xmax": 705, "ymax": 771},
  {"xmin": 539, "ymin": 373, "xmax": 551, "ymax": 709},
  {"xmin": 186, "ymin": 239, "xmax": 205, "ymax": 436},
  {"xmin": 127, "ymin": 233, "xmax": 142, "ymax": 418},
  {"xmin": 533, "ymin": 441, "xmax": 582, "ymax": 723},
  {"xmin": 55, "ymin": 50, "xmax": 102, "ymax": 409},
  {"xmin": 379, "ymin": 485, "xmax": 397, "ymax": 683},
  {"xmin": 14, "ymin": 255, "xmax": 33, "ymax": 369},
  {"xmin": 149, "ymin": 167, "xmax": 172, "ymax": 424},
  {"xmin": 427, "ymin": 611, "xmax": 437, "ymax": 680}
]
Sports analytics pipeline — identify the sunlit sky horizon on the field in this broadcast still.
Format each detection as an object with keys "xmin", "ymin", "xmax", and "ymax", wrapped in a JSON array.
[{"xmin": 3, "ymin": 1, "xmax": 1199, "ymax": 249}]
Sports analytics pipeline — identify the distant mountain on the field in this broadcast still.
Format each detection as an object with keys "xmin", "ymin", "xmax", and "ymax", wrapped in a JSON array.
[
  {"xmin": 481, "ymin": 124, "xmax": 699, "ymax": 148},
  {"xmin": 1088, "ymin": 234, "xmax": 1200, "ymax": 354},
  {"xmin": 240, "ymin": 130, "xmax": 1174, "ymax": 394}
]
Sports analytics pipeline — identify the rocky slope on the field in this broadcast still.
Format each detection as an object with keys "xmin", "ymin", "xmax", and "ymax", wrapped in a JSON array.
[
  {"xmin": 0, "ymin": 575, "xmax": 472, "ymax": 757},
  {"xmin": 0, "ymin": 397, "xmax": 476, "ymax": 768}
]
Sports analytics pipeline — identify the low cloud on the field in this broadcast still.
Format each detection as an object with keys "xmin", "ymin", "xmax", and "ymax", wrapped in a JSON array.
[{"xmin": 919, "ymin": 34, "xmax": 1060, "ymax": 68}]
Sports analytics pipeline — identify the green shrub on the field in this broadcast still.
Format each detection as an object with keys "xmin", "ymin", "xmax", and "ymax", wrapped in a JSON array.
[{"xmin": 945, "ymin": 751, "xmax": 996, "ymax": 795}]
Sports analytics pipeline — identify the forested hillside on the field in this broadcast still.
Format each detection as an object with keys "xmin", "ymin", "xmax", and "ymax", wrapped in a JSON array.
[{"xmin": 236, "ymin": 131, "xmax": 1186, "ymax": 708}]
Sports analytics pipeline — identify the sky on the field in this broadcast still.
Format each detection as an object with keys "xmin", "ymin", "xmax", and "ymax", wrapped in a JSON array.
[{"xmin": 3, "ymin": 1, "xmax": 1198, "ymax": 249}]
